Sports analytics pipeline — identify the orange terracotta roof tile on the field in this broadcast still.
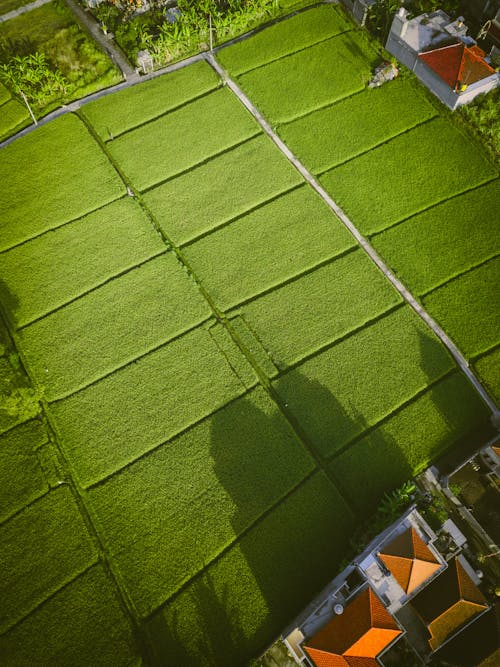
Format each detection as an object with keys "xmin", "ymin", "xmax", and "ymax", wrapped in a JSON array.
[
  {"xmin": 428, "ymin": 600, "xmax": 488, "ymax": 651},
  {"xmin": 419, "ymin": 43, "xmax": 495, "ymax": 91},
  {"xmin": 304, "ymin": 588, "xmax": 402, "ymax": 667},
  {"xmin": 379, "ymin": 527, "xmax": 440, "ymax": 594}
]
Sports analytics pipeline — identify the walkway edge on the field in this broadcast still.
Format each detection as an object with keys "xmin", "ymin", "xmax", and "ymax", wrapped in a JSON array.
[{"xmin": 205, "ymin": 52, "xmax": 499, "ymax": 419}]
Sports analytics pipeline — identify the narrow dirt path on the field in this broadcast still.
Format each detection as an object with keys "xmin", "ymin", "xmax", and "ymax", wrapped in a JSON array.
[{"xmin": 0, "ymin": 0, "xmax": 51, "ymax": 23}]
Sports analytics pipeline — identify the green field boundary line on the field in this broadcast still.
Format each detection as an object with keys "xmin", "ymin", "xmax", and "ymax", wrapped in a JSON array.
[
  {"xmin": 419, "ymin": 252, "xmax": 500, "ymax": 300},
  {"xmin": 0, "ymin": 487, "xmax": 51, "ymax": 530},
  {"xmin": 83, "ymin": 386, "xmax": 256, "ymax": 492},
  {"xmin": 139, "ymin": 131, "xmax": 261, "ymax": 194},
  {"xmin": 206, "ymin": 53, "xmax": 500, "ymax": 421},
  {"xmin": 46, "ymin": 315, "xmax": 213, "ymax": 404},
  {"xmin": 368, "ymin": 177, "xmax": 500, "ymax": 241},
  {"xmin": 15, "ymin": 249, "xmax": 168, "ymax": 331},
  {"xmin": 178, "ymin": 182, "xmax": 304, "ymax": 248},
  {"xmin": 471, "ymin": 341, "xmax": 500, "ymax": 364},
  {"xmin": 274, "ymin": 302, "xmax": 404, "ymax": 376},
  {"xmin": 0, "ymin": 560, "xmax": 98, "ymax": 637},
  {"xmin": 225, "ymin": 246, "xmax": 358, "ymax": 312},
  {"xmin": 315, "ymin": 116, "xmax": 438, "ymax": 175},
  {"xmin": 94, "ymin": 86, "xmax": 223, "ymax": 143},
  {"xmin": 0, "ymin": 194, "xmax": 128, "ymax": 256},
  {"xmin": 229, "ymin": 28, "xmax": 354, "ymax": 78},
  {"xmin": 326, "ymin": 368, "xmax": 459, "ymax": 466},
  {"xmin": 75, "ymin": 103, "xmax": 359, "ymax": 521},
  {"xmin": 142, "ymin": 467, "xmax": 327, "ymax": 620}
]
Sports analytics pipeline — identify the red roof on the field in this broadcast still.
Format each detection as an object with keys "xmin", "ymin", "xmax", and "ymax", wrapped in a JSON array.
[
  {"xmin": 378, "ymin": 527, "xmax": 441, "ymax": 594},
  {"xmin": 304, "ymin": 588, "xmax": 402, "ymax": 667},
  {"xmin": 418, "ymin": 43, "xmax": 495, "ymax": 90}
]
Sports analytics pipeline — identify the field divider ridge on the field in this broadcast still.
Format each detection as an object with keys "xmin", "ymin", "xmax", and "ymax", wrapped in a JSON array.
[
  {"xmin": 16, "ymin": 249, "xmax": 168, "ymax": 331},
  {"xmin": 419, "ymin": 252, "xmax": 500, "ymax": 300},
  {"xmin": 47, "ymin": 314, "xmax": 213, "ymax": 404},
  {"xmin": 368, "ymin": 176, "xmax": 500, "ymax": 240},
  {"xmin": 0, "ymin": 487, "xmax": 52, "ymax": 530},
  {"xmin": 315, "ymin": 115, "xmax": 438, "ymax": 176},
  {"xmin": 75, "ymin": 103, "xmax": 358, "ymax": 520},
  {"xmin": 139, "ymin": 131, "xmax": 261, "ymax": 194},
  {"xmin": 206, "ymin": 52, "xmax": 499, "ymax": 421}
]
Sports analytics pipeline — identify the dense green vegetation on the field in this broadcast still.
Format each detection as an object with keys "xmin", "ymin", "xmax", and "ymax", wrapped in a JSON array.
[
  {"xmin": 279, "ymin": 77, "xmax": 436, "ymax": 173},
  {"xmin": 320, "ymin": 118, "xmax": 497, "ymax": 235},
  {"xmin": 1, "ymin": 5, "xmax": 497, "ymax": 665},
  {"xmin": 458, "ymin": 87, "xmax": 500, "ymax": 158},
  {"xmin": 0, "ymin": 82, "xmax": 29, "ymax": 140},
  {"xmin": 0, "ymin": 1, "xmax": 121, "ymax": 119},
  {"xmin": 82, "ymin": 59, "xmax": 220, "ymax": 139}
]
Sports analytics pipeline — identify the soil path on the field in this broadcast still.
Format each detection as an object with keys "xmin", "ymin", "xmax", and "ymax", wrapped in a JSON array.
[{"xmin": 0, "ymin": 0, "xmax": 52, "ymax": 23}]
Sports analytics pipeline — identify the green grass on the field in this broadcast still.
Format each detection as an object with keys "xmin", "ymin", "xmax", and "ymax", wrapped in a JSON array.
[
  {"xmin": 183, "ymin": 185, "xmax": 355, "ymax": 309},
  {"xmin": 82, "ymin": 59, "xmax": 220, "ymax": 140},
  {"xmin": 422, "ymin": 256, "xmax": 500, "ymax": 360},
  {"xmin": 0, "ymin": 420, "xmax": 48, "ymax": 522},
  {"xmin": 0, "ymin": 81, "xmax": 10, "ymax": 104},
  {"xmin": 87, "ymin": 386, "xmax": 314, "ymax": 616},
  {"xmin": 475, "ymin": 347, "xmax": 500, "ymax": 405},
  {"xmin": 0, "ymin": 486, "xmax": 97, "ymax": 633},
  {"xmin": 273, "ymin": 307, "xmax": 455, "ymax": 457},
  {"xmin": 234, "ymin": 249, "xmax": 402, "ymax": 369},
  {"xmin": 0, "ymin": 564, "xmax": 140, "ymax": 667},
  {"xmin": 320, "ymin": 118, "xmax": 498, "ymax": 235},
  {"xmin": 20, "ymin": 253, "xmax": 211, "ymax": 400},
  {"xmin": 144, "ymin": 471, "xmax": 354, "ymax": 666},
  {"xmin": 108, "ymin": 87, "xmax": 260, "ymax": 191},
  {"xmin": 0, "ymin": 0, "xmax": 34, "ymax": 12},
  {"xmin": 0, "ymin": 114, "xmax": 124, "ymax": 252},
  {"xmin": 0, "ymin": 198, "xmax": 165, "ymax": 327},
  {"xmin": 236, "ymin": 31, "xmax": 378, "ymax": 123},
  {"xmin": 216, "ymin": 5, "xmax": 352, "ymax": 76},
  {"xmin": 329, "ymin": 372, "xmax": 491, "ymax": 514},
  {"xmin": 50, "ymin": 325, "xmax": 250, "ymax": 487},
  {"xmin": 0, "ymin": 98, "xmax": 30, "ymax": 141},
  {"xmin": 371, "ymin": 179, "xmax": 500, "ymax": 295},
  {"xmin": 144, "ymin": 134, "xmax": 302, "ymax": 245},
  {"xmin": 279, "ymin": 78, "xmax": 436, "ymax": 173}
]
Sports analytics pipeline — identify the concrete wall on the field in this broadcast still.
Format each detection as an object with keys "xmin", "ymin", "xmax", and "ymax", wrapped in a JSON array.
[
  {"xmin": 339, "ymin": 0, "xmax": 375, "ymax": 27},
  {"xmin": 386, "ymin": 32, "xmax": 418, "ymax": 69}
]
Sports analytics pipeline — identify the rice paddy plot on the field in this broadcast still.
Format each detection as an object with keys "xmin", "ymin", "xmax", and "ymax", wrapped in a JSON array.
[
  {"xmin": 183, "ymin": 185, "xmax": 355, "ymax": 309},
  {"xmin": 235, "ymin": 32, "xmax": 378, "ymax": 123},
  {"xmin": 82, "ymin": 60, "xmax": 220, "ymax": 140},
  {"xmin": 216, "ymin": 5, "xmax": 352, "ymax": 76},
  {"xmin": 475, "ymin": 347, "xmax": 500, "ymax": 405},
  {"xmin": 0, "ymin": 97, "xmax": 30, "ymax": 142},
  {"xmin": 0, "ymin": 420, "xmax": 49, "ymax": 522},
  {"xmin": 233, "ymin": 249, "xmax": 401, "ymax": 369},
  {"xmin": 50, "ymin": 325, "xmax": 250, "ymax": 487},
  {"xmin": 108, "ymin": 87, "xmax": 260, "ymax": 191},
  {"xmin": 279, "ymin": 78, "xmax": 436, "ymax": 173},
  {"xmin": 320, "ymin": 118, "xmax": 498, "ymax": 235},
  {"xmin": 20, "ymin": 253, "xmax": 211, "ymax": 401},
  {"xmin": 329, "ymin": 372, "xmax": 492, "ymax": 514},
  {"xmin": 0, "ymin": 198, "xmax": 165, "ymax": 328},
  {"xmin": 87, "ymin": 387, "xmax": 314, "ymax": 616},
  {"xmin": 0, "ymin": 114, "xmax": 124, "ymax": 252},
  {"xmin": 0, "ymin": 486, "xmax": 97, "ymax": 633},
  {"xmin": 422, "ymin": 256, "xmax": 500, "ymax": 359},
  {"xmin": 371, "ymin": 179, "xmax": 500, "ymax": 295},
  {"xmin": 145, "ymin": 472, "xmax": 354, "ymax": 666},
  {"xmin": 144, "ymin": 134, "xmax": 302, "ymax": 246},
  {"xmin": 0, "ymin": 564, "xmax": 140, "ymax": 667},
  {"xmin": 273, "ymin": 307, "xmax": 455, "ymax": 458}
]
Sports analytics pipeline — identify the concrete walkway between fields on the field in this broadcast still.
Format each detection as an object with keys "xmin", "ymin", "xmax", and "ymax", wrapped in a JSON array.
[
  {"xmin": 0, "ymin": 0, "xmax": 51, "ymax": 23},
  {"xmin": 205, "ymin": 52, "xmax": 500, "ymax": 422}
]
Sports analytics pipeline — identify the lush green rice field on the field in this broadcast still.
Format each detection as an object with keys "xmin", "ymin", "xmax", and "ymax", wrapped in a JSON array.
[
  {"xmin": 82, "ymin": 59, "xmax": 220, "ymax": 140},
  {"xmin": 279, "ymin": 77, "xmax": 437, "ymax": 173},
  {"xmin": 0, "ymin": 97, "xmax": 30, "ymax": 142},
  {"xmin": 0, "ymin": 5, "xmax": 497, "ymax": 666},
  {"xmin": 320, "ymin": 118, "xmax": 497, "ymax": 235}
]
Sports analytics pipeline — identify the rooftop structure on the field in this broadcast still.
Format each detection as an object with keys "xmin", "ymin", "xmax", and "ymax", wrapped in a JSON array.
[
  {"xmin": 418, "ymin": 42, "xmax": 496, "ymax": 91},
  {"xmin": 378, "ymin": 526, "xmax": 441, "ymax": 596},
  {"xmin": 303, "ymin": 586, "xmax": 402, "ymax": 667},
  {"xmin": 411, "ymin": 557, "xmax": 489, "ymax": 651}
]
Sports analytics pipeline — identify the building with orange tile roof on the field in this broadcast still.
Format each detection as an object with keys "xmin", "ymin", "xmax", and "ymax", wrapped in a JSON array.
[
  {"xmin": 303, "ymin": 587, "xmax": 402, "ymax": 667},
  {"xmin": 418, "ymin": 42, "xmax": 496, "ymax": 91},
  {"xmin": 411, "ymin": 557, "xmax": 489, "ymax": 651},
  {"xmin": 378, "ymin": 526, "xmax": 442, "ymax": 595}
]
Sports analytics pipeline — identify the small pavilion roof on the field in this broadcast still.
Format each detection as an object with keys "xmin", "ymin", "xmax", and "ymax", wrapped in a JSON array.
[{"xmin": 418, "ymin": 43, "xmax": 496, "ymax": 91}]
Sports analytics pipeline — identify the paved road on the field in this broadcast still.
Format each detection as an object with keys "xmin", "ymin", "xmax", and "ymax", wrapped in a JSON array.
[{"xmin": 0, "ymin": 0, "xmax": 52, "ymax": 23}]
